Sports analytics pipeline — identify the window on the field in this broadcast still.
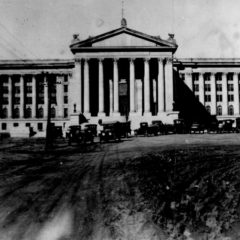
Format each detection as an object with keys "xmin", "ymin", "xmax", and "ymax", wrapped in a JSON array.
[
  {"xmin": 38, "ymin": 85, "xmax": 44, "ymax": 94},
  {"xmin": 192, "ymin": 73, "xmax": 199, "ymax": 81},
  {"xmin": 38, "ymin": 96, "xmax": 44, "ymax": 104},
  {"xmin": 64, "ymin": 96, "xmax": 68, "ymax": 104},
  {"xmin": 2, "ymin": 108, "xmax": 8, "ymax": 118},
  {"xmin": 205, "ymin": 105, "xmax": 211, "ymax": 114},
  {"xmin": 25, "ymin": 107, "xmax": 32, "ymax": 118},
  {"xmin": 204, "ymin": 73, "xmax": 210, "ymax": 81},
  {"xmin": 227, "ymin": 73, "xmax": 233, "ymax": 81},
  {"xmin": 25, "ymin": 123, "xmax": 31, "ymax": 127},
  {"xmin": 26, "ymin": 86, "xmax": 32, "ymax": 93},
  {"xmin": 13, "ymin": 108, "xmax": 20, "ymax": 118},
  {"xmin": 64, "ymin": 75, "xmax": 68, "ymax": 83},
  {"xmin": 194, "ymin": 84, "xmax": 199, "ymax": 92},
  {"xmin": 64, "ymin": 85, "xmax": 68, "ymax": 93},
  {"xmin": 228, "ymin": 95, "xmax": 234, "ymax": 102},
  {"xmin": 216, "ymin": 84, "xmax": 222, "ymax": 92},
  {"xmin": 228, "ymin": 105, "xmax": 234, "ymax": 115},
  {"xmin": 217, "ymin": 106, "xmax": 222, "ymax": 116},
  {"xmin": 204, "ymin": 84, "xmax": 211, "ymax": 92},
  {"xmin": 13, "ymin": 123, "xmax": 19, "ymax": 127},
  {"xmin": 37, "ymin": 107, "xmax": 44, "ymax": 118},
  {"xmin": 14, "ymin": 86, "xmax": 20, "ymax": 94},
  {"xmin": 227, "ymin": 84, "xmax": 234, "ymax": 91},
  {"xmin": 216, "ymin": 95, "xmax": 222, "ymax": 102},
  {"xmin": 205, "ymin": 95, "xmax": 211, "ymax": 102},
  {"xmin": 38, "ymin": 122, "xmax": 43, "ymax": 131},
  {"xmin": 26, "ymin": 97, "xmax": 32, "ymax": 104},
  {"xmin": 64, "ymin": 108, "xmax": 68, "ymax": 118},
  {"xmin": 51, "ymin": 107, "xmax": 56, "ymax": 118},
  {"xmin": 3, "ymin": 97, "xmax": 8, "ymax": 104},
  {"xmin": 3, "ymin": 86, "xmax": 8, "ymax": 93},
  {"xmin": 216, "ymin": 73, "xmax": 222, "ymax": 81},
  {"xmin": 14, "ymin": 97, "xmax": 20, "ymax": 104},
  {"xmin": 2, "ymin": 123, "xmax": 7, "ymax": 130}
]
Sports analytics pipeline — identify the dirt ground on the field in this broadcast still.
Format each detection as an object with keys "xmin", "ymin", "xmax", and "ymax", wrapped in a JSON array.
[{"xmin": 1, "ymin": 134, "xmax": 240, "ymax": 240}]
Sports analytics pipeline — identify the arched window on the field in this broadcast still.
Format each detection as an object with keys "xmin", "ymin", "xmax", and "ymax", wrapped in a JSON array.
[
  {"xmin": 25, "ymin": 107, "xmax": 32, "ymax": 118},
  {"xmin": 2, "ymin": 107, "xmax": 8, "ymax": 118},
  {"xmin": 51, "ymin": 107, "xmax": 56, "ymax": 118},
  {"xmin": 217, "ymin": 106, "xmax": 222, "ymax": 116},
  {"xmin": 13, "ymin": 107, "xmax": 20, "ymax": 118},
  {"xmin": 228, "ymin": 105, "xmax": 234, "ymax": 116},
  {"xmin": 37, "ymin": 107, "xmax": 44, "ymax": 118},
  {"xmin": 206, "ymin": 105, "xmax": 211, "ymax": 114}
]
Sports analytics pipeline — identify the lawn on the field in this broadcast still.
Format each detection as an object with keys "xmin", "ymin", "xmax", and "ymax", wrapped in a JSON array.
[{"xmin": 0, "ymin": 136, "xmax": 240, "ymax": 240}]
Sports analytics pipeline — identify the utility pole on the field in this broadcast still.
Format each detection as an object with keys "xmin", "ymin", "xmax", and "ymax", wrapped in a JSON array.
[{"xmin": 42, "ymin": 72, "xmax": 63, "ymax": 150}]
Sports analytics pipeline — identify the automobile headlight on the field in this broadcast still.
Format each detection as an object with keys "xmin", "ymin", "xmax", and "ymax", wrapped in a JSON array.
[{"xmin": 102, "ymin": 133, "xmax": 105, "ymax": 136}]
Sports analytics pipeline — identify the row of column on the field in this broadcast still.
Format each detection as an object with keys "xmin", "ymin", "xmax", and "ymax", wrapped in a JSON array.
[
  {"xmin": 185, "ymin": 72, "xmax": 240, "ymax": 115},
  {"xmin": 4, "ymin": 75, "xmax": 66, "ymax": 118},
  {"xmin": 74, "ymin": 57, "xmax": 174, "ymax": 116}
]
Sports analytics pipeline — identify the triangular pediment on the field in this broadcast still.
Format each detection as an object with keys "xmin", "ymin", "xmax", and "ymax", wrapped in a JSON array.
[{"xmin": 70, "ymin": 27, "xmax": 177, "ymax": 52}]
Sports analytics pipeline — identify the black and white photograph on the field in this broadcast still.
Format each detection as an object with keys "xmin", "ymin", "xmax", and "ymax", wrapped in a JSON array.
[{"xmin": 1, "ymin": 0, "xmax": 240, "ymax": 239}]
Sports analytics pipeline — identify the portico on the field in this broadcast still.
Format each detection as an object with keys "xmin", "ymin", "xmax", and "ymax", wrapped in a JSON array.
[{"xmin": 69, "ymin": 19, "xmax": 178, "ymax": 128}]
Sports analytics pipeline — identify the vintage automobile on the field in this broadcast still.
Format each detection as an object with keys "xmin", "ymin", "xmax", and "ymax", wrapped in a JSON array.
[
  {"xmin": 67, "ymin": 125, "xmax": 94, "ymax": 145},
  {"xmin": 173, "ymin": 119, "xmax": 188, "ymax": 134},
  {"xmin": 218, "ymin": 119, "xmax": 235, "ymax": 133},
  {"xmin": 190, "ymin": 122, "xmax": 205, "ymax": 134},
  {"xmin": 151, "ymin": 120, "xmax": 167, "ymax": 134},
  {"xmin": 206, "ymin": 119, "xmax": 219, "ymax": 133},
  {"xmin": 134, "ymin": 122, "xmax": 148, "ymax": 136},
  {"xmin": 99, "ymin": 122, "xmax": 121, "ymax": 143},
  {"xmin": 84, "ymin": 124, "xmax": 98, "ymax": 136},
  {"xmin": 235, "ymin": 118, "xmax": 240, "ymax": 133}
]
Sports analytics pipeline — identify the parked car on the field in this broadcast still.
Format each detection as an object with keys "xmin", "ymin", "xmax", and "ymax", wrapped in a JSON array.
[
  {"xmin": 67, "ymin": 125, "xmax": 94, "ymax": 145},
  {"xmin": 84, "ymin": 124, "xmax": 97, "ymax": 136},
  {"xmin": 173, "ymin": 119, "xmax": 188, "ymax": 134},
  {"xmin": 235, "ymin": 118, "xmax": 240, "ymax": 133},
  {"xmin": 190, "ymin": 122, "xmax": 205, "ymax": 134},
  {"xmin": 218, "ymin": 119, "xmax": 235, "ymax": 133},
  {"xmin": 99, "ymin": 122, "xmax": 121, "ymax": 143},
  {"xmin": 152, "ymin": 120, "xmax": 167, "ymax": 134},
  {"xmin": 134, "ymin": 122, "xmax": 148, "ymax": 136}
]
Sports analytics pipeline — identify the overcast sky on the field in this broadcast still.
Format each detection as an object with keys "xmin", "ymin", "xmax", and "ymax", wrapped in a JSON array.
[{"xmin": 0, "ymin": 0, "xmax": 240, "ymax": 60}]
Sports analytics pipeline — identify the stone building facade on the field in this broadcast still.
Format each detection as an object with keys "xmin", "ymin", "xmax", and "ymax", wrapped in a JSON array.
[{"xmin": 1, "ymin": 20, "xmax": 240, "ymax": 136}]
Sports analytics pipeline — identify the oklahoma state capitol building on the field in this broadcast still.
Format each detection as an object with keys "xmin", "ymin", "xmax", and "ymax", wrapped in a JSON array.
[{"xmin": 1, "ymin": 18, "xmax": 240, "ymax": 137}]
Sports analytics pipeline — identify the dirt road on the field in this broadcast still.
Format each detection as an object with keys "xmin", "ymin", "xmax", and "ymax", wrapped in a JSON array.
[{"xmin": 1, "ymin": 134, "xmax": 240, "ymax": 239}]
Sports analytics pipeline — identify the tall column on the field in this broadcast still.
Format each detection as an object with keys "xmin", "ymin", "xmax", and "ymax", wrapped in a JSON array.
[
  {"xmin": 144, "ymin": 58, "xmax": 151, "ymax": 115},
  {"xmin": 165, "ymin": 58, "xmax": 174, "ymax": 111},
  {"xmin": 136, "ymin": 79, "xmax": 143, "ymax": 114},
  {"xmin": 129, "ymin": 58, "xmax": 135, "ymax": 113},
  {"xmin": 210, "ymin": 73, "xmax": 217, "ymax": 115},
  {"xmin": 98, "ymin": 58, "xmax": 105, "ymax": 116},
  {"xmin": 233, "ymin": 72, "xmax": 240, "ymax": 115},
  {"xmin": 8, "ymin": 76, "xmax": 12, "ymax": 118},
  {"xmin": 32, "ymin": 75, "xmax": 37, "ymax": 118},
  {"xmin": 56, "ymin": 75, "xmax": 64, "ymax": 118},
  {"xmin": 157, "ymin": 58, "xmax": 165, "ymax": 114},
  {"xmin": 113, "ymin": 58, "xmax": 120, "ymax": 116},
  {"xmin": 73, "ymin": 59, "xmax": 82, "ymax": 113},
  {"xmin": 109, "ymin": 79, "xmax": 113, "ymax": 115},
  {"xmin": 185, "ymin": 72, "xmax": 193, "ymax": 91},
  {"xmin": 222, "ymin": 73, "xmax": 228, "ymax": 115},
  {"xmin": 20, "ymin": 75, "xmax": 24, "ymax": 118},
  {"xmin": 199, "ymin": 73, "xmax": 205, "ymax": 105},
  {"xmin": 83, "ymin": 58, "xmax": 90, "ymax": 115},
  {"xmin": 44, "ymin": 75, "xmax": 48, "ymax": 118}
]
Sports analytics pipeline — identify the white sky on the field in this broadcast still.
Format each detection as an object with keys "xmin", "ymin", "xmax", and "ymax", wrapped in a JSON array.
[{"xmin": 0, "ymin": 0, "xmax": 240, "ymax": 60}]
